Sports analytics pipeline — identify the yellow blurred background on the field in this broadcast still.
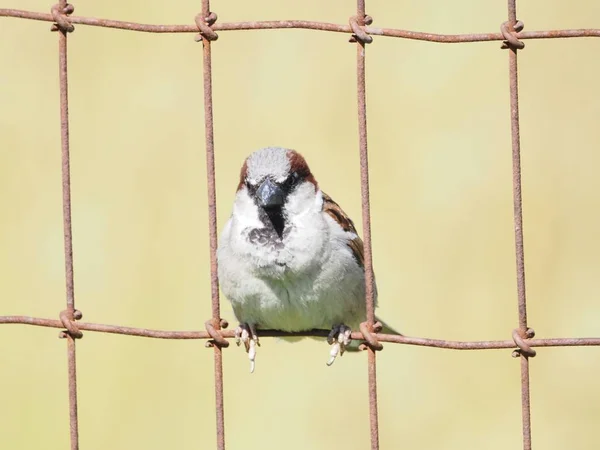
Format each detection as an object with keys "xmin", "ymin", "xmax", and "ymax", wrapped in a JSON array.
[{"xmin": 1, "ymin": 1, "xmax": 600, "ymax": 449}]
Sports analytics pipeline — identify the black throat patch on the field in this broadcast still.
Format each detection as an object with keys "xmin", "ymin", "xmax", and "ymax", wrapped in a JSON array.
[
  {"xmin": 264, "ymin": 206, "xmax": 285, "ymax": 238},
  {"xmin": 247, "ymin": 206, "xmax": 289, "ymax": 249}
]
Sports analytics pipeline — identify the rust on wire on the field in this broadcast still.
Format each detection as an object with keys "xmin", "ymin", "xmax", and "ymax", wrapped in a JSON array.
[
  {"xmin": 50, "ymin": 3, "xmax": 74, "ymax": 32},
  {"xmin": 512, "ymin": 328, "xmax": 537, "ymax": 358},
  {"xmin": 349, "ymin": 14, "xmax": 373, "ymax": 44},
  {"xmin": 2, "ymin": 3, "xmax": 600, "ymax": 450},
  {"xmin": 501, "ymin": 20, "xmax": 525, "ymax": 49},
  {"xmin": 503, "ymin": 1, "xmax": 533, "ymax": 449},
  {"xmin": 2, "ymin": 8, "xmax": 600, "ymax": 42},
  {"xmin": 52, "ymin": 1, "xmax": 80, "ymax": 449},
  {"xmin": 195, "ymin": 11, "xmax": 219, "ymax": 42},
  {"xmin": 205, "ymin": 318, "xmax": 230, "ymax": 348},
  {"xmin": 2, "ymin": 315, "xmax": 600, "ymax": 349},
  {"xmin": 352, "ymin": 1, "xmax": 380, "ymax": 449},
  {"xmin": 196, "ymin": 1, "xmax": 226, "ymax": 449},
  {"xmin": 358, "ymin": 321, "xmax": 383, "ymax": 351},
  {"xmin": 58, "ymin": 309, "xmax": 83, "ymax": 339}
]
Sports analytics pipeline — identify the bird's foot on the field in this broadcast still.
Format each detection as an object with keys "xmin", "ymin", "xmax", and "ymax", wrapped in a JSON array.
[
  {"xmin": 235, "ymin": 323, "xmax": 260, "ymax": 373},
  {"xmin": 326, "ymin": 324, "xmax": 352, "ymax": 366}
]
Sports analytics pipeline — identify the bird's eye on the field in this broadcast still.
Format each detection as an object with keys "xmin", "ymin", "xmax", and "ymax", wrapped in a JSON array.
[
  {"xmin": 281, "ymin": 172, "xmax": 300, "ymax": 191},
  {"xmin": 245, "ymin": 179, "xmax": 257, "ymax": 194},
  {"xmin": 287, "ymin": 172, "xmax": 300, "ymax": 186}
]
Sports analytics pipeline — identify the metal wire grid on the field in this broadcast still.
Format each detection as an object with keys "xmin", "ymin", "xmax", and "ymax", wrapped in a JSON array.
[{"xmin": 1, "ymin": 1, "xmax": 600, "ymax": 449}]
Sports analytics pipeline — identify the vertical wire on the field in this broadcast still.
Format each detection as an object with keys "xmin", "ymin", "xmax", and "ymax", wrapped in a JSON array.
[
  {"xmin": 199, "ymin": 1, "xmax": 225, "ymax": 448},
  {"xmin": 56, "ymin": 1, "xmax": 79, "ymax": 448},
  {"xmin": 506, "ymin": 1, "xmax": 532, "ymax": 448},
  {"xmin": 355, "ymin": 1, "xmax": 379, "ymax": 449}
]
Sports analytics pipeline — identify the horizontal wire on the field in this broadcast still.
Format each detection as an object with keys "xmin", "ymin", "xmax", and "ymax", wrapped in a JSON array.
[
  {"xmin": 1, "ymin": 315, "xmax": 599, "ymax": 349},
  {"xmin": 1, "ymin": 9, "xmax": 600, "ymax": 42}
]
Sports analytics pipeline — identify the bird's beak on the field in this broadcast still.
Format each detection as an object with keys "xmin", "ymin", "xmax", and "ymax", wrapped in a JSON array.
[{"xmin": 256, "ymin": 178, "xmax": 285, "ymax": 208}]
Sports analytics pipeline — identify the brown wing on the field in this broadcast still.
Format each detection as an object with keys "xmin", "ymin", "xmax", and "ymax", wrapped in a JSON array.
[{"xmin": 321, "ymin": 192, "xmax": 364, "ymax": 268}]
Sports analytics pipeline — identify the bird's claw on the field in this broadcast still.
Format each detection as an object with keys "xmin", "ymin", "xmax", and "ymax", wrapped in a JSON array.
[
  {"xmin": 235, "ymin": 323, "xmax": 260, "ymax": 373},
  {"xmin": 326, "ymin": 324, "xmax": 352, "ymax": 366}
]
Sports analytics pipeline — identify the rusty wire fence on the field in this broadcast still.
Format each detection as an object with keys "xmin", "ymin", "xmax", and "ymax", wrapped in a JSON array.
[{"xmin": 1, "ymin": 1, "xmax": 600, "ymax": 449}]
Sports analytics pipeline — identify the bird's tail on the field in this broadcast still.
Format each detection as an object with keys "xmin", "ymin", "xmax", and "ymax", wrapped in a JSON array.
[{"xmin": 375, "ymin": 316, "xmax": 402, "ymax": 336}]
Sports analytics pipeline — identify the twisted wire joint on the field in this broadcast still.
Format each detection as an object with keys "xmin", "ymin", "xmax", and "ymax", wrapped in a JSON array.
[
  {"xmin": 501, "ymin": 20, "xmax": 525, "ymax": 49},
  {"xmin": 50, "ymin": 3, "xmax": 75, "ymax": 33},
  {"xmin": 205, "ymin": 318, "xmax": 230, "ymax": 348},
  {"xmin": 358, "ymin": 321, "xmax": 384, "ymax": 351},
  {"xmin": 58, "ymin": 309, "xmax": 83, "ymax": 339},
  {"xmin": 195, "ymin": 12, "xmax": 219, "ymax": 42},
  {"xmin": 512, "ymin": 327, "xmax": 536, "ymax": 357},
  {"xmin": 349, "ymin": 15, "xmax": 373, "ymax": 44}
]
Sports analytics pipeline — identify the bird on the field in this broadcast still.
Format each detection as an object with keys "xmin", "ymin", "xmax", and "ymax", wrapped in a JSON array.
[{"xmin": 217, "ymin": 147, "xmax": 395, "ymax": 372}]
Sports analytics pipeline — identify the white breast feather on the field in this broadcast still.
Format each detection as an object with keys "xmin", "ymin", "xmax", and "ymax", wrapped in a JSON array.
[{"xmin": 217, "ymin": 186, "xmax": 366, "ymax": 331}]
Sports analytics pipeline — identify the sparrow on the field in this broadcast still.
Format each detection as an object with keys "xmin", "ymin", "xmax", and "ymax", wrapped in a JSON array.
[{"xmin": 217, "ymin": 147, "xmax": 394, "ymax": 372}]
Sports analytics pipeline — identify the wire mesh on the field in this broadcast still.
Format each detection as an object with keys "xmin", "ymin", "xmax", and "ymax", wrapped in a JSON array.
[{"xmin": 1, "ymin": 2, "xmax": 600, "ymax": 450}]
